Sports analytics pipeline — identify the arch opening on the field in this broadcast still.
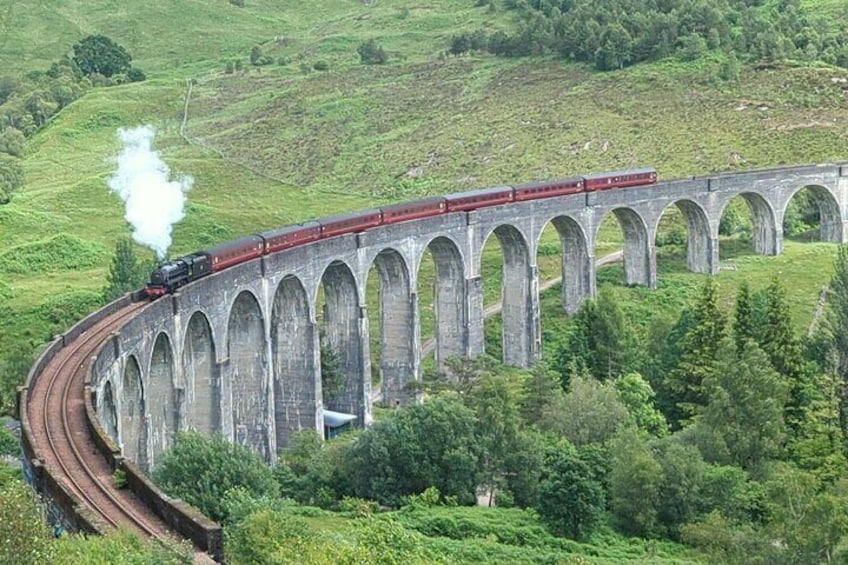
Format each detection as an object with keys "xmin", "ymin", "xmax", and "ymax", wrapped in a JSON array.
[
  {"xmin": 182, "ymin": 312, "xmax": 219, "ymax": 436},
  {"xmin": 480, "ymin": 225, "xmax": 533, "ymax": 368},
  {"xmin": 718, "ymin": 193, "xmax": 777, "ymax": 261},
  {"xmin": 783, "ymin": 185, "xmax": 840, "ymax": 243},
  {"xmin": 421, "ymin": 237, "xmax": 467, "ymax": 368},
  {"xmin": 121, "ymin": 355, "xmax": 146, "ymax": 469},
  {"xmin": 272, "ymin": 276, "xmax": 318, "ymax": 449},
  {"xmin": 654, "ymin": 200, "xmax": 711, "ymax": 275},
  {"xmin": 538, "ymin": 216, "xmax": 591, "ymax": 315},
  {"xmin": 595, "ymin": 207, "xmax": 651, "ymax": 287},
  {"xmin": 99, "ymin": 380, "xmax": 118, "ymax": 441},
  {"xmin": 318, "ymin": 261, "xmax": 367, "ymax": 424},
  {"xmin": 149, "ymin": 332, "xmax": 176, "ymax": 469},
  {"xmin": 367, "ymin": 249, "xmax": 416, "ymax": 408},
  {"xmin": 227, "ymin": 291, "xmax": 269, "ymax": 460}
]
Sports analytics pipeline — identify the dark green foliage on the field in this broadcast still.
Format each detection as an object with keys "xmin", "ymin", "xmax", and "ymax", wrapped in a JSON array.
[
  {"xmin": 125, "ymin": 67, "xmax": 146, "ymax": 82},
  {"xmin": 72, "ymin": 35, "xmax": 133, "ymax": 78},
  {"xmin": 733, "ymin": 281, "xmax": 758, "ymax": 353},
  {"xmin": 345, "ymin": 394, "xmax": 482, "ymax": 507},
  {"xmin": 535, "ymin": 440, "xmax": 605, "ymax": 540},
  {"xmin": 827, "ymin": 245, "xmax": 848, "ymax": 452},
  {"xmin": 761, "ymin": 278, "xmax": 809, "ymax": 432},
  {"xmin": 608, "ymin": 427, "xmax": 662, "ymax": 537},
  {"xmin": 701, "ymin": 340, "xmax": 788, "ymax": 473},
  {"xmin": 519, "ymin": 360, "xmax": 559, "ymax": 427},
  {"xmin": 652, "ymin": 439, "xmax": 706, "ymax": 539},
  {"xmin": 697, "ymin": 464, "xmax": 765, "ymax": 523},
  {"xmin": 275, "ymin": 430, "xmax": 352, "ymax": 507},
  {"xmin": 152, "ymin": 432, "xmax": 278, "ymax": 522},
  {"xmin": 553, "ymin": 288, "xmax": 638, "ymax": 385},
  {"xmin": 475, "ymin": 0, "xmax": 848, "ymax": 71},
  {"xmin": 249, "ymin": 46, "xmax": 273, "ymax": 66},
  {"xmin": 465, "ymin": 373, "xmax": 524, "ymax": 503},
  {"xmin": 0, "ymin": 127, "xmax": 24, "ymax": 156},
  {"xmin": 762, "ymin": 464, "xmax": 848, "ymax": 563},
  {"xmin": 666, "ymin": 277, "xmax": 727, "ymax": 427},
  {"xmin": 0, "ymin": 423, "xmax": 18, "ymax": 456},
  {"xmin": 102, "ymin": 238, "xmax": 150, "ymax": 302},
  {"xmin": 357, "ymin": 39, "xmax": 389, "ymax": 64},
  {"xmin": 0, "ymin": 154, "xmax": 23, "ymax": 204}
]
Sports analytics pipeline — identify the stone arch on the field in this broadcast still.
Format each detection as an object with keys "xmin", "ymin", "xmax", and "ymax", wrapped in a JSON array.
[
  {"xmin": 371, "ymin": 248, "xmax": 416, "ymax": 407},
  {"xmin": 148, "ymin": 332, "xmax": 176, "ymax": 469},
  {"xmin": 655, "ymin": 199, "xmax": 712, "ymax": 274},
  {"xmin": 783, "ymin": 184, "xmax": 842, "ymax": 242},
  {"xmin": 182, "ymin": 311, "xmax": 219, "ymax": 435},
  {"xmin": 227, "ymin": 291, "xmax": 269, "ymax": 459},
  {"xmin": 271, "ymin": 275, "xmax": 317, "ymax": 449},
  {"xmin": 121, "ymin": 355, "xmax": 146, "ymax": 469},
  {"xmin": 720, "ymin": 192, "xmax": 778, "ymax": 256},
  {"xmin": 421, "ymin": 236, "xmax": 467, "ymax": 366},
  {"xmin": 541, "ymin": 216, "xmax": 591, "ymax": 314},
  {"xmin": 319, "ymin": 261, "xmax": 367, "ymax": 423},
  {"xmin": 99, "ymin": 380, "xmax": 118, "ymax": 441},
  {"xmin": 481, "ymin": 224, "xmax": 533, "ymax": 367},
  {"xmin": 597, "ymin": 207, "xmax": 651, "ymax": 286}
]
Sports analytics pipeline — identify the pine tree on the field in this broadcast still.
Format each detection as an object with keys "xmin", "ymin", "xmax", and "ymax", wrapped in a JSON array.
[
  {"xmin": 761, "ymin": 278, "xmax": 808, "ymax": 432},
  {"xmin": 667, "ymin": 277, "xmax": 727, "ymax": 427},
  {"xmin": 103, "ymin": 237, "xmax": 148, "ymax": 302},
  {"xmin": 553, "ymin": 288, "xmax": 637, "ymax": 387},
  {"xmin": 826, "ymin": 245, "xmax": 848, "ymax": 450},
  {"xmin": 734, "ymin": 281, "xmax": 758, "ymax": 353}
]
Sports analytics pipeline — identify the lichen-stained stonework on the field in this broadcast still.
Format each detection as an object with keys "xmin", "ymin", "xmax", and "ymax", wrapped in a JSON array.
[{"xmin": 90, "ymin": 164, "xmax": 848, "ymax": 464}]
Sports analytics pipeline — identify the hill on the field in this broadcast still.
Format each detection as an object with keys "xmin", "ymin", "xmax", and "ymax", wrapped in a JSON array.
[{"xmin": 2, "ymin": 0, "xmax": 847, "ymax": 370}]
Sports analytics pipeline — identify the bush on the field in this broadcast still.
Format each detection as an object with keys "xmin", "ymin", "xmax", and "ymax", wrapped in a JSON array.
[
  {"xmin": 152, "ymin": 432, "xmax": 278, "ymax": 522},
  {"xmin": 0, "ymin": 423, "xmax": 18, "ymax": 456},
  {"xmin": 357, "ymin": 39, "xmax": 388, "ymax": 64},
  {"xmin": 0, "ymin": 155, "xmax": 23, "ymax": 204},
  {"xmin": 313, "ymin": 60, "xmax": 330, "ymax": 71}
]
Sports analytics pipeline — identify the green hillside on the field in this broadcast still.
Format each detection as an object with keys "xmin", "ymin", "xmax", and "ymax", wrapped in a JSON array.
[{"xmin": 2, "ymin": 0, "xmax": 846, "ymax": 362}]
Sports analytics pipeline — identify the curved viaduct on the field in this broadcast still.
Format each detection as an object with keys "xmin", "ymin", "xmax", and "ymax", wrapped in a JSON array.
[{"xmin": 85, "ymin": 163, "xmax": 848, "ymax": 470}]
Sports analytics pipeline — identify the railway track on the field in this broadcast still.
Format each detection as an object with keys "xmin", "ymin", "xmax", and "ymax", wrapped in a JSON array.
[{"xmin": 26, "ymin": 300, "xmax": 182, "ymax": 544}]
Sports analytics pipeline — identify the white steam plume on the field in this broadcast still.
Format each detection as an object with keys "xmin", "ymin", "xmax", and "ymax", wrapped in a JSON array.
[{"xmin": 107, "ymin": 125, "xmax": 193, "ymax": 259}]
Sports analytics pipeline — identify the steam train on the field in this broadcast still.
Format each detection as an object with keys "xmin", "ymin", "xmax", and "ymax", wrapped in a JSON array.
[{"xmin": 145, "ymin": 167, "xmax": 657, "ymax": 296}]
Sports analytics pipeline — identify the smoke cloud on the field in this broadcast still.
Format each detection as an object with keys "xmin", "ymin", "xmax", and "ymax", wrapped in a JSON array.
[{"xmin": 107, "ymin": 125, "xmax": 193, "ymax": 259}]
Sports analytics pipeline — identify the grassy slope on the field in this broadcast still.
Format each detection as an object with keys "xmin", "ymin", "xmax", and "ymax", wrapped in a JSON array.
[{"xmin": 2, "ymin": 1, "xmax": 847, "ymax": 355}]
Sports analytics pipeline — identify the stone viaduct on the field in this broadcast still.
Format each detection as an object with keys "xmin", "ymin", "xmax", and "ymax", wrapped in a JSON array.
[{"xmin": 89, "ymin": 163, "xmax": 848, "ymax": 471}]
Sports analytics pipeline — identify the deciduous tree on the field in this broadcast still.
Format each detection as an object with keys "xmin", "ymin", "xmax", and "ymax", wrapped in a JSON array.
[{"xmin": 72, "ymin": 34, "xmax": 133, "ymax": 78}]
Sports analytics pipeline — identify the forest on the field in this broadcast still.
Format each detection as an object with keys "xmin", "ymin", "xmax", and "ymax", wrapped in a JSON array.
[{"xmin": 451, "ymin": 0, "xmax": 848, "ymax": 70}]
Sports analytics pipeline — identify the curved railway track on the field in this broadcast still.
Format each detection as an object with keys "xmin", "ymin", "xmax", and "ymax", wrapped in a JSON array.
[{"xmin": 26, "ymin": 301, "xmax": 179, "ymax": 543}]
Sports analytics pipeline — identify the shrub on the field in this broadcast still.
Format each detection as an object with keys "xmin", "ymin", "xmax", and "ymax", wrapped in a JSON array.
[
  {"xmin": 152, "ymin": 432, "xmax": 278, "ymax": 522},
  {"xmin": 357, "ymin": 39, "xmax": 388, "ymax": 64}
]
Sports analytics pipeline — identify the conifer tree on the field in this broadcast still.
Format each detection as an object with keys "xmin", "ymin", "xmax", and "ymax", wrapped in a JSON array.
[
  {"xmin": 761, "ymin": 278, "xmax": 808, "ymax": 432},
  {"xmin": 553, "ymin": 288, "xmax": 637, "ymax": 386},
  {"xmin": 826, "ymin": 245, "xmax": 848, "ymax": 449},
  {"xmin": 734, "ymin": 281, "xmax": 758, "ymax": 353},
  {"xmin": 102, "ymin": 237, "xmax": 148, "ymax": 302},
  {"xmin": 667, "ymin": 277, "xmax": 727, "ymax": 427}
]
